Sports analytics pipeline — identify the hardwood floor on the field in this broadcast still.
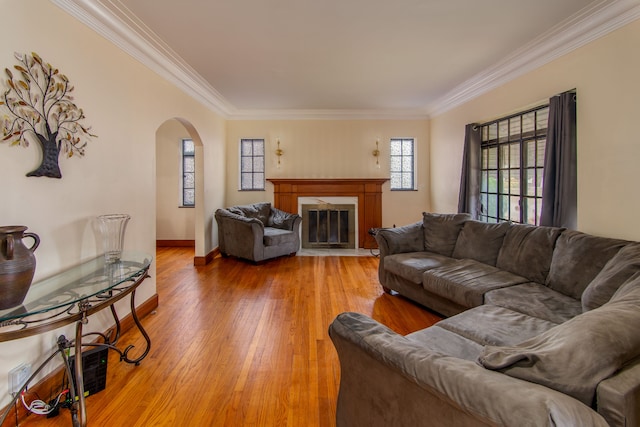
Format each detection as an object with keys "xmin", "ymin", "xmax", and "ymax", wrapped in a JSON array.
[{"xmin": 16, "ymin": 248, "xmax": 441, "ymax": 426}]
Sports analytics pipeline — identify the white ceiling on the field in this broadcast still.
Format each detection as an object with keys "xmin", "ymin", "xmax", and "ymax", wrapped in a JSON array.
[{"xmin": 56, "ymin": 0, "xmax": 640, "ymax": 118}]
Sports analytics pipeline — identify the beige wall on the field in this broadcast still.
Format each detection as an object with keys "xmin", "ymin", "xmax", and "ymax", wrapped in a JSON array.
[
  {"xmin": 0, "ymin": 0, "xmax": 225, "ymax": 402},
  {"xmin": 430, "ymin": 19, "xmax": 640, "ymax": 241},
  {"xmin": 156, "ymin": 120, "xmax": 196, "ymax": 241},
  {"xmin": 226, "ymin": 119, "xmax": 431, "ymax": 227}
]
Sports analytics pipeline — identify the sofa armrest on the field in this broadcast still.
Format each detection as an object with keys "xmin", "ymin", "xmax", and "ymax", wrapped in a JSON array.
[
  {"xmin": 596, "ymin": 356, "xmax": 640, "ymax": 427},
  {"xmin": 374, "ymin": 221, "xmax": 424, "ymax": 257},
  {"xmin": 268, "ymin": 207, "xmax": 301, "ymax": 231},
  {"xmin": 374, "ymin": 222, "xmax": 424, "ymax": 288},
  {"xmin": 329, "ymin": 312, "xmax": 608, "ymax": 427}
]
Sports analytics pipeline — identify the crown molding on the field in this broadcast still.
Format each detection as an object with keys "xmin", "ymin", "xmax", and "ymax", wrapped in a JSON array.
[
  {"xmin": 427, "ymin": 0, "xmax": 640, "ymax": 117},
  {"xmin": 53, "ymin": 0, "xmax": 640, "ymax": 121},
  {"xmin": 227, "ymin": 108, "xmax": 429, "ymax": 121},
  {"xmin": 51, "ymin": 0, "xmax": 236, "ymax": 117}
]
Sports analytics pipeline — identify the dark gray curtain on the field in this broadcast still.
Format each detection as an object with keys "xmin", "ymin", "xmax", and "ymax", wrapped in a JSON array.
[
  {"xmin": 458, "ymin": 124, "xmax": 482, "ymax": 219},
  {"xmin": 540, "ymin": 90, "xmax": 577, "ymax": 229}
]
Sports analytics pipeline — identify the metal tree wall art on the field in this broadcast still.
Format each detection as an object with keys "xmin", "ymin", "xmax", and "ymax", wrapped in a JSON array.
[{"xmin": 0, "ymin": 52, "xmax": 96, "ymax": 178}]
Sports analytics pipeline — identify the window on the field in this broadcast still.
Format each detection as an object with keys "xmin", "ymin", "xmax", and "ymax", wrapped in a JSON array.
[
  {"xmin": 390, "ymin": 138, "xmax": 415, "ymax": 190},
  {"xmin": 240, "ymin": 138, "xmax": 265, "ymax": 191},
  {"xmin": 182, "ymin": 138, "xmax": 195, "ymax": 207},
  {"xmin": 479, "ymin": 105, "xmax": 549, "ymax": 225}
]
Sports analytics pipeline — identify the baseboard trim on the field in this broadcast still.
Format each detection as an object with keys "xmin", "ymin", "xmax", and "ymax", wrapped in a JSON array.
[
  {"xmin": 194, "ymin": 247, "xmax": 219, "ymax": 266},
  {"xmin": 156, "ymin": 239, "xmax": 195, "ymax": 247},
  {"xmin": 0, "ymin": 294, "xmax": 159, "ymax": 427}
]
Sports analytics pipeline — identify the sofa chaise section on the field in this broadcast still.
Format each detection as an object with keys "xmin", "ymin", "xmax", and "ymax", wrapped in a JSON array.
[
  {"xmin": 329, "ymin": 311, "xmax": 611, "ymax": 427},
  {"xmin": 330, "ymin": 271, "xmax": 640, "ymax": 426}
]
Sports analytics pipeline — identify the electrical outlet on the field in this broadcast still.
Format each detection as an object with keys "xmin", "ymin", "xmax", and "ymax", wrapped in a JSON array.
[{"xmin": 8, "ymin": 363, "xmax": 31, "ymax": 395}]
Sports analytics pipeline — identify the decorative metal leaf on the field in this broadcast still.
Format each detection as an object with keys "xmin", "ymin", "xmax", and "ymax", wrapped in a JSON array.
[{"xmin": 31, "ymin": 52, "xmax": 42, "ymax": 64}]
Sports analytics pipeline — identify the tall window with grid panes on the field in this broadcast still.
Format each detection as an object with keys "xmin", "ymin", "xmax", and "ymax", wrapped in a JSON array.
[
  {"xmin": 479, "ymin": 105, "xmax": 548, "ymax": 225},
  {"xmin": 390, "ymin": 138, "xmax": 415, "ymax": 190},
  {"xmin": 182, "ymin": 138, "xmax": 195, "ymax": 207},
  {"xmin": 240, "ymin": 139, "xmax": 265, "ymax": 191}
]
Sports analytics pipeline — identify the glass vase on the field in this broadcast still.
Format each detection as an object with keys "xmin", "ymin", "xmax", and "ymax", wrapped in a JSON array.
[{"xmin": 97, "ymin": 214, "xmax": 130, "ymax": 263}]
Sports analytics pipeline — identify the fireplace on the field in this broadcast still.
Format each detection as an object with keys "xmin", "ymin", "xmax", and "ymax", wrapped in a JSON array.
[
  {"xmin": 301, "ymin": 201, "xmax": 356, "ymax": 249},
  {"xmin": 267, "ymin": 178, "xmax": 387, "ymax": 249}
]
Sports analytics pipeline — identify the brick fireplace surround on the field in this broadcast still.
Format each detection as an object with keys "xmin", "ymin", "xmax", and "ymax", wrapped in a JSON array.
[{"xmin": 267, "ymin": 178, "xmax": 388, "ymax": 249}]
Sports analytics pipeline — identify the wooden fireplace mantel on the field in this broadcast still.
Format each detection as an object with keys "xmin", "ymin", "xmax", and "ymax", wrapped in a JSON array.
[{"xmin": 267, "ymin": 178, "xmax": 388, "ymax": 249}]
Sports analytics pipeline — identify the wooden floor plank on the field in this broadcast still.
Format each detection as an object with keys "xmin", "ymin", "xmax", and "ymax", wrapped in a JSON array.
[{"xmin": 14, "ymin": 248, "xmax": 440, "ymax": 427}]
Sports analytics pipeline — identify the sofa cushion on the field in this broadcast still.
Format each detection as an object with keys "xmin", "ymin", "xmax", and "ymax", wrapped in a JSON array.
[
  {"xmin": 422, "ymin": 259, "xmax": 528, "ymax": 308},
  {"xmin": 546, "ymin": 230, "xmax": 628, "ymax": 300},
  {"xmin": 436, "ymin": 305, "xmax": 557, "ymax": 347},
  {"xmin": 478, "ymin": 276, "xmax": 640, "ymax": 406},
  {"xmin": 263, "ymin": 227, "xmax": 297, "ymax": 246},
  {"xmin": 406, "ymin": 325, "xmax": 484, "ymax": 362},
  {"xmin": 384, "ymin": 252, "xmax": 455, "ymax": 285},
  {"xmin": 484, "ymin": 282, "xmax": 582, "ymax": 324},
  {"xmin": 422, "ymin": 212, "xmax": 470, "ymax": 257},
  {"xmin": 496, "ymin": 224, "xmax": 563, "ymax": 284},
  {"xmin": 582, "ymin": 243, "xmax": 640, "ymax": 311},
  {"xmin": 452, "ymin": 221, "xmax": 511, "ymax": 266},
  {"xmin": 228, "ymin": 202, "xmax": 271, "ymax": 225}
]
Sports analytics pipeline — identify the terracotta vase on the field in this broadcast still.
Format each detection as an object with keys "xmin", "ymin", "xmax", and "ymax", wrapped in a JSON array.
[{"xmin": 0, "ymin": 226, "xmax": 40, "ymax": 310}]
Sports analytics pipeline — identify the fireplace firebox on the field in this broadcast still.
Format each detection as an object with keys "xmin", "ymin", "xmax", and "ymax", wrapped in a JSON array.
[{"xmin": 302, "ymin": 204, "xmax": 356, "ymax": 249}]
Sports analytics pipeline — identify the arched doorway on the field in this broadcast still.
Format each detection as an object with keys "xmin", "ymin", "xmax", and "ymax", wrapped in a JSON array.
[{"xmin": 155, "ymin": 118, "xmax": 206, "ymax": 263}]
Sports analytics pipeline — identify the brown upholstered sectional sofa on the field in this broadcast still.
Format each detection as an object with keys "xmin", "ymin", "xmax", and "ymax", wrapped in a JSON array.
[{"xmin": 329, "ymin": 213, "xmax": 640, "ymax": 426}]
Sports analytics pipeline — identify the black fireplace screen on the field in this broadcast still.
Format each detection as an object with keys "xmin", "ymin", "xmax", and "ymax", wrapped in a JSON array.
[{"xmin": 302, "ymin": 204, "xmax": 355, "ymax": 249}]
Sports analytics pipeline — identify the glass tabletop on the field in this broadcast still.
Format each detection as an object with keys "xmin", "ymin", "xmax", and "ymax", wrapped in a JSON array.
[{"xmin": 0, "ymin": 251, "xmax": 153, "ymax": 323}]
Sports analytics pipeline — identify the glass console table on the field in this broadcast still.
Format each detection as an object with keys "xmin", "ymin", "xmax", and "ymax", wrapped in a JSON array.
[{"xmin": 0, "ymin": 251, "xmax": 153, "ymax": 427}]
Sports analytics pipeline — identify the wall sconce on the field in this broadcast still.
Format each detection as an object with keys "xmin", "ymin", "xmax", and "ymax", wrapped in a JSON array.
[
  {"xmin": 372, "ymin": 139, "xmax": 381, "ymax": 168},
  {"xmin": 275, "ymin": 139, "xmax": 284, "ymax": 167}
]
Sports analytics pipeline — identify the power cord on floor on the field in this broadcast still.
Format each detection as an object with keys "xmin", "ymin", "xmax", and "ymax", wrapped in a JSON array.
[{"xmin": 20, "ymin": 389, "xmax": 68, "ymax": 416}]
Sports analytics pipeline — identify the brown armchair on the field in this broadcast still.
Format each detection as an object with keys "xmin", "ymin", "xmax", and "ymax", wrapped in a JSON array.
[{"xmin": 214, "ymin": 202, "xmax": 301, "ymax": 262}]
